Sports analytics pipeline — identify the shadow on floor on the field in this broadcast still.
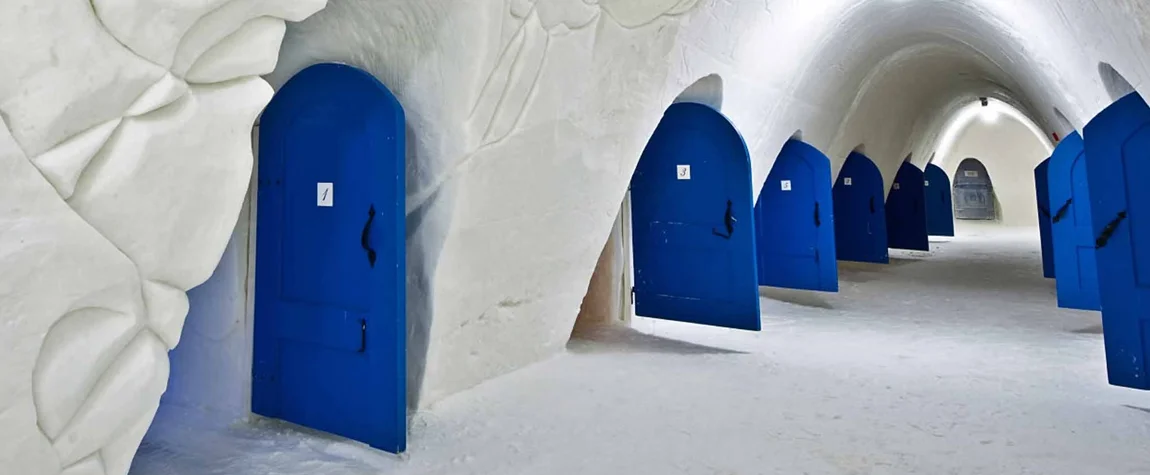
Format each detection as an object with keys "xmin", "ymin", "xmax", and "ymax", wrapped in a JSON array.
[
  {"xmin": 888, "ymin": 256, "xmax": 927, "ymax": 266},
  {"xmin": 567, "ymin": 325, "xmax": 747, "ymax": 355},
  {"xmin": 1123, "ymin": 405, "xmax": 1150, "ymax": 416},
  {"xmin": 1070, "ymin": 324, "xmax": 1104, "ymax": 335},
  {"xmin": 760, "ymin": 287, "xmax": 835, "ymax": 309}
]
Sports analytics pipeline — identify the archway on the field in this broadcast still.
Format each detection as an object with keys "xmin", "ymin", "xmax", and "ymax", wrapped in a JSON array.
[
  {"xmin": 953, "ymin": 158, "xmax": 996, "ymax": 220},
  {"xmin": 252, "ymin": 63, "xmax": 408, "ymax": 453},
  {"xmin": 833, "ymin": 151, "xmax": 889, "ymax": 264},
  {"xmin": 1099, "ymin": 62, "xmax": 1137, "ymax": 102},
  {"xmin": 886, "ymin": 161, "xmax": 929, "ymax": 251},
  {"xmin": 628, "ymin": 102, "xmax": 760, "ymax": 330},
  {"xmin": 754, "ymin": 138, "xmax": 838, "ymax": 292},
  {"xmin": 924, "ymin": 163, "xmax": 955, "ymax": 237},
  {"xmin": 1047, "ymin": 132, "xmax": 1100, "ymax": 311},
  {"xmin": 1082, "ymin": 85, "xmax": 1150, "ymax": 389}
]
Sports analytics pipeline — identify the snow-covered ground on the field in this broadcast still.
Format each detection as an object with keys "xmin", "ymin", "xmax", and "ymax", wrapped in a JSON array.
[{"xmin": 132, "ymin": 223, "xmax": 1150, "ymax": 475}]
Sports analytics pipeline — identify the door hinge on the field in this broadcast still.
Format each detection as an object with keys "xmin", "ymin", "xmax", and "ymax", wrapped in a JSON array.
[{"xmin": 630, "ymin": 286, "xmax": 635, "ymax": 304}]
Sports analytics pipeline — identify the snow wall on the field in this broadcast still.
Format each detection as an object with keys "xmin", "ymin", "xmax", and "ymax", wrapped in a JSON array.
[{"xmin": 3, "ymin": 0, "xmax": 1150, "ymax": 474}]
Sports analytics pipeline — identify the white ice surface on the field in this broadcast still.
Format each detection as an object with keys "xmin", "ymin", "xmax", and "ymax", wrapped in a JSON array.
[{"xmin": 131, "ymin": 224, "xmax": 1150, "ymax": 475}]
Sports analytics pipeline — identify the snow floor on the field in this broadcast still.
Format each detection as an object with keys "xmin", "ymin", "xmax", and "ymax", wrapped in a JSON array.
[{"xmin": 132, "ymin": 223, "xmax": 1150, "ymax": 475}]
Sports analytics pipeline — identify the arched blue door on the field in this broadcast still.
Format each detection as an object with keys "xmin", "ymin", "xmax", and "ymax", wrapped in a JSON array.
[
  {"xmin": 1035, "ymin": 158, "xmax": 1055, "ymax": 279},
  {"xmin": 953, "ymin": 159, "xmax": 996, "ymax": 220},
  {"xmin": 886, "ymin": 162, "xmax": 930, "ymax": 251},
  {"xmin": 754, "ymin": 139, "xmax": 838, "ymax": 292},
  {"xmin": 253, "ymin": 63, "xmax": 407, "ymax": 452},
  {"xmin": 1048, "ymin": 132, "xmax": 1101, "ymax": 311},
  {"xmin": 924, "ymin": 163, "xmax": 955, "ymax": 237},
  {"xmin": 630, "ymin": 102, "xmax": 761, "ymax": 331},
  {"xmin": 1083, "ymin": 91, "xmax": 1150, "ymax": 390},
  {"xmin": 834, "ymin": 152, "xmax": 889, "ymax": 263}
]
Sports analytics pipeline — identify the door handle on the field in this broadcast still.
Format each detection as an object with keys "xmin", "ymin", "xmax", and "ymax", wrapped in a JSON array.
[
  {"xmin": 712, "ymin": 200, "xmax": 735, "ymax": 239},
  {"xmin": 813, "ymin": 202, "xmax": 821, "ymax": 227},
  {"xmin": 1052, "ymin": 198, "xmax": 1073, "ymax": 223},
  {"xmin": 361, "ymin": 205, "xmax": 378, "ymax": 267},
  {"xmin": 869, "ymin": 196, "xmax": 876, "ymax": 214},
  {"xmin": 1095, "ymin": 211, "xmax": 1128, "ymax": 249}
]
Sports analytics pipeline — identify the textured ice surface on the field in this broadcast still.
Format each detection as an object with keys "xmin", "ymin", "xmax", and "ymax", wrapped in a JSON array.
[
  {"xmin": 265, "ymin": 0, "xmax": 1150, "ymax": 410},
  {"xmin": 132, "ymin": 224, "xmax": 1150, "ymax": 475},
  {"xmin": 4, "ymin": 0, "xmax": 1150, "ymax": 473},
  {"xmin": 0, "ymin": 1, "xmax": 325, "ymax": 475}
]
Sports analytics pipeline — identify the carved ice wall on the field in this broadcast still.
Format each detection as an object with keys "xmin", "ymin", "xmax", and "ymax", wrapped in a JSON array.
[
  {"xmin": 0, "ymin": 1, "xmax": 325, "ymax": 474},
  {"xmin": 3, "ymin": 0, "xmax": 1150, "ymax": 472}
]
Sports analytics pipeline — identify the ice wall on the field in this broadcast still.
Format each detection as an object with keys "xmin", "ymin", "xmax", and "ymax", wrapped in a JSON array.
[
  {"xmin": 3, "ymin": 0, "xmax": 1150, "ymax": 472},
  {"xmin": 0, "ymin": 2, "xmax": 325, "ymax": 475},
  {"xmin": 264, "ymin": 0, "xmax": 1150, "ymax": 409}
]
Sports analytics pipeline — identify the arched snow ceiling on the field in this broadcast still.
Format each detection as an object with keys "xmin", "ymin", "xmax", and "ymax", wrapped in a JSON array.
[
  {"xmin": 267, "ymin": 0, "xmax": 1149, "ymax": 412},
  {"xmin": 2, "ymin": 1, "xmax": 1149, "ymax": 474}
]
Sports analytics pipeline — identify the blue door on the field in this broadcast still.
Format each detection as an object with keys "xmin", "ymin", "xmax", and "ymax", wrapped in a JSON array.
[
  {"xmin": 630, "ymin": 102, "xmax": 761, "ymax": 331},
  {"xmin": 834, "ymin": 152, "xmax": 889, "ymax": 263},
  {"xmin": 754, "ymin": 139, "xmax": 838, "ymax": 292},
  {"xmin": 953, "ymin": 159, "xmax": 997, "ymax": 220},
  {"xmin": 253, "ymin": 63, "xmax": 407, "ymax": 452},
  {"xmin": 1083, "ymin": 91, "xmax": 1150, "ymax": 389},
  {"xmin": 886, "ymin": 162, "xmax": 930, "ymax": 251},
  {"xmin": 1035, "ymin": 158, "xmax": 1056, "ymax": 279},
  {"xmin": 924, "ymin": 163, "xmax": 955, "ymax": 237},
  {"xmin": 1048, "ymin": 132, "xmax": 1101, "ymax": 311}
]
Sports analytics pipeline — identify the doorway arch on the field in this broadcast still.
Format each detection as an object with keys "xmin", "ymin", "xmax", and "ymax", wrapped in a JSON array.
[
  {"xmin": 1047, "ymin": 132, "xmax": 1100, "ymax": 311},
  {"xmin": 1083, "ymin": 89, "xmax": 1150, "ymax": 389},
  {"xmin": 1099, "ymin": 62, "xmax": 1137, "ymax": 102},
  {"xmin": 253, "ymin": 63, "xmax": 407, "ymax": 453},
  {"xmin": 886, "ymin": 162, "xmax": 929, "ymax": 251},
  {"xmin": 834, "ymin": 151, "xmax": 888, "ymax": 263},
  {"xmin": 754, "ymin": 139, "xmax": 838, "ymax": 292},
  {"xmin": 953, "ymin": 158, "xmax": 996, "ymax": 220},
  {"xmin": 629, "ymin": 102, "xmax": 761, "ymax": 331},
  {"xmin": 924, "ymin": 163, "xmax": 955, "ymax": 237}
]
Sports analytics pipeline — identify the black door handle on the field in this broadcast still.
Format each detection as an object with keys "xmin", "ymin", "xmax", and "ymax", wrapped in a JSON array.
[
  {"xmin": 361, "ymin": 205, "xmax": 377, "ymax": 267},
  {"xmin": 869, "ymin": 196, "xmax": 876, "ymax": 214},
  {"xmin": 814, "ymin": 201, "xmax": 821, "ymax": 227},
  {"xmin": 712, "ymin": 200, "xmax": 735, "ymax": 239},
  {"xmin": 1052, "ymin": 198, "xmax": 1073, "ymax": 223},
  {"xmin": 1095, "ymin": 211, "xmax": 1128, "ymax": 249}
]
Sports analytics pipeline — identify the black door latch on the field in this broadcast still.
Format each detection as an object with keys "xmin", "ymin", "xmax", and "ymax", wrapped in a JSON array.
[
  {"xmin": 1095, "ymin": 211, "xmax": 1128, "ymax": 249},
  {"xmin": 361, "ymin": 205, "xmax": 378, "ymax": 267},
  {"xmin": 1052, "ymin": 198, "xmax": 1073, "ymax": 223},
  {"xmin": 712, "ymin": 200, "xmax": 736, "ymax": 239}
]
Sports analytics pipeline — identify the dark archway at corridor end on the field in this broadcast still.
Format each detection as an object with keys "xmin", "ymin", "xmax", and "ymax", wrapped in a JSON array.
[
  {"xmin": 953, "ymin": 158, "xmax": 996, "ymax": 220},
  {"xmin": 834, "ymin": 151, "xmax": 889, "ymax": 263},
  {"xmin": 629, "ymin": 102, "xmax": 761, "ymax": 331},
  {"xmin": 1048, "ymin": 132, "xmax": 1101, "ymax": 311},
  {"xmin": 1083, "ymin": 90, "xmax": 1150, "ymax": 390},
  {"xmin": 254, "ymin": 63, "xmax": 407, "ymax": 453},
  {"xmin": 754, "ymin": 139, "xmax": 838, "ymax": 292},
  {"xmin": 924, "ymin": 163, "xmax": 955, "ymax": 237},
  {"xmin": 886, "ymin": 162, "xmax": 930, "ymax": 251}
]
